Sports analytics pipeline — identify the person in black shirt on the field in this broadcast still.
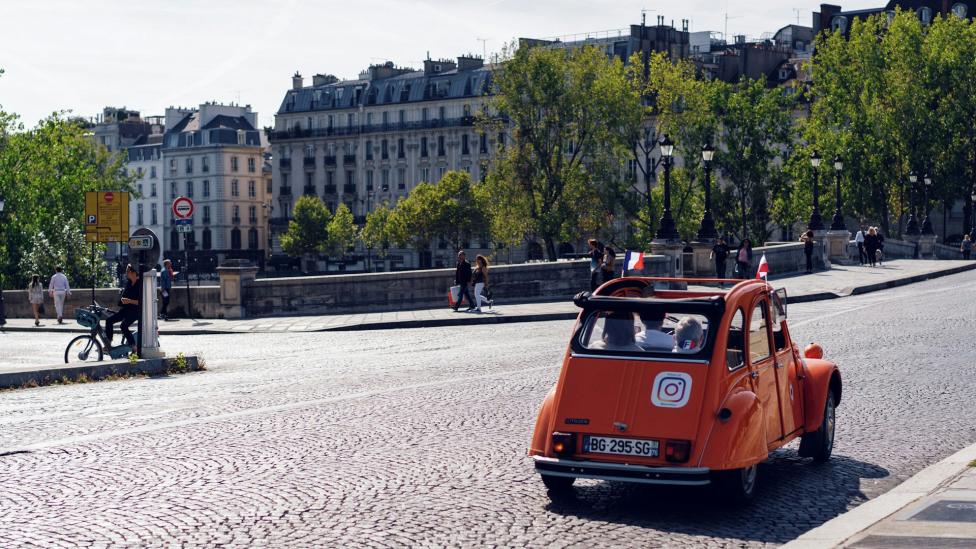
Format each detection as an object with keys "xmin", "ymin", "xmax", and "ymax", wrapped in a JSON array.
[
  {"xmin": 106, "ymin": 264, "xmax": 141, "ymax": 349},
  {"xmin": 712, "ymin": 239, "xmax": 730, "ymax": 280},
  {"xmin": 452, "ymin": 250, "xmax": 474, "ymax": 312}
]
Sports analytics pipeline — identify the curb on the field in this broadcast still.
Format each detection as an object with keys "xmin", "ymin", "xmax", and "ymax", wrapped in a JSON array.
[
  {"xmin": 0, "ymin": 355, "xmax": 203, "ymax": 390},
  {"xmin": 782, "ymin": 441, "xmax": 976, "ymax": 548},
  {"xmin": 319, "ymin": 311, "xmax": 579, "ymax": 332}
]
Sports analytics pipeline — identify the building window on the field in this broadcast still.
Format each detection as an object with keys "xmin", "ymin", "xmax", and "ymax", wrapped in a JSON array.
[
  {"xmin": 202, "ymin": 229, "xmax": 212, "ymax": 250},
  {"xmin": 249, "ymin": 180, "xmax": 256, "ymax": 197},
  {"xmin": 421, "ymin": 137, "xmax": 428, "ymax": 157},
  {"xmin": 480, "ymin": 133, "xmax": 488, "ymax": 154},
  {"xmin": 151, "ymin": 204, "xmax": 158, "ymax": 225},
  {"xmin": 203, "ymin": 180, "xmax": 210, "ymax": 197},
  {"xmin": 185, "ymin": 158, "xmax": 194, "ymax": 174},
  {"xmin": 398, "ymin": 168, "xmax": 406, "ymax": 190},
  {"xmin": 366, "ymin": 170, "xmax": 374, "ymax": 191},
  {"xmin": 438, "ymin": 106, "xmax": 446, "ymax": 120},
  {"xmin": 203, "ymin": 206, "xmax": 211, "ymax": 224},
  {"xmin": 138, "ymin": 184, "xmax": 143, "ymax": 196},
  {"xmin": 326, "ymin": 171, "xmax": 334, "ymax": 186},
  {"xmin": 186, "ymin": 181, "xmax": 194, "ymax": 198},
  {"xmin": 266, "ymin": 179, "xmax": 273, "ymax": 194},
  {"xmin": 347, "ymin": 113, "xmax": 355, "ymax": 127},
  {"xmin": 151, "ymin": 182, "xmax": 157, "ymax": 197},
  {"xmin": 397, "ymin": 138, "xmax": 405, "ymax": 159},
  {"xmin": 233, "ymin": 205, "xmax": 241, "ymax": 224},
  {"xmin": 346, "ymin": 170, "xmax": 355, "ymax": 186},
  {"xmin": 398, "ymin": 109, "xmax": 405, "ymax": 124},
  {"xmin": 421, "ymin": 167, "xmax": 430, "ymax": 183},
  {"xmin": 248, "ymin": 157, "xmax": 256, "ymax": 173},
  {"xmin": 231, "ymin": 228, "xmax": 242, "ymax": 250},
  {"xmin": 150, "ymin": 165, "xmax": 157, "ymax": 179},
  {"xmin": 438, "ymin": 135, "xmax": 445, "ymax": 156},
  {"xmin": 202, "ymin": 156, "xmax": 210, "ymax": 173},
  {"xmin": 170, "ymin": 182, "xmax": 177, "ymax": 199},
  {"xmin": 249, "ymin": 205, "xmax": 257, "ymax": 224},
  {"xmin": 381, "ymin": 169, "xmax": 389, "ymax": 191},
  {"xmin": 422, "ymin": 107, "xmax": 429, "ymax": 122},
  {"xmin": 366, "ymin": 140, "xmax": 373, "ymax": 160},
  {"xmin": 381, "ymin": 139, "xmax": 388, "ymax": 160},
  {"xmin": 231, "ymin": 179, "xmax": 239, "ymax": 197},
  {"xmin": 461, "ymin": 134, "xmax": 470, "ymax": 155},
  {"xmin": 137, "ymin": 204, "xmax": 144, "ymax": 225},
  {"xmin": 169, "ymin": 158, "xmax": 177, "ymax": 176},
  {"xmin": 366, "ymin": 112, "xmax": 373, "ymax": 126},
  {"xmin": 231, "ymin": 156, "xmax": 239, "ymax": 172},
  {"xmin": 479, "ymin": 162, "xmax": 488, "ymax": 182},
  {"xmin": 248, "ymin": 228, "xmax": 259, "ymax": 250},
  {"xmin": 438, "ymin": 166, "xmax": 446, "ymax": 180}
]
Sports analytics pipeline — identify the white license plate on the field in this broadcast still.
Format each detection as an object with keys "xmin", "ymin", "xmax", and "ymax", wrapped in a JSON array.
[{"xmin": 583, "ymin": 435, "xmax": 659, "ymax": 457}]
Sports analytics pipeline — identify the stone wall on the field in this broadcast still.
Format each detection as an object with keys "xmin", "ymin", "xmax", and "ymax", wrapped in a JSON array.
[
  {"xmin": 741, "ymin": 241, "xmax": 827, "ymax": 277},
  {"xmin": 1, "ymin": 285, "xmax": 221, "ymax": 320}
]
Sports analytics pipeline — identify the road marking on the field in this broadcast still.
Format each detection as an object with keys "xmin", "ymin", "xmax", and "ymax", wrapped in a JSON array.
[{"xmin": 0, "ymin": 364, "xmax": 561, "ymax": 454}]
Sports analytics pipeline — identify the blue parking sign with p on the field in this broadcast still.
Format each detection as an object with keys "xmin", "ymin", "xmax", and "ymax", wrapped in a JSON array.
[{"xmin": 87, "ymin": 214, "xmax": 97, "ymax": 224}]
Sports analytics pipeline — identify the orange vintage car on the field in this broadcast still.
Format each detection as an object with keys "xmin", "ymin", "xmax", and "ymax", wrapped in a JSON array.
[{"xmin": 529, "ymin": 277, "xmax": 841, "ymax": 502}]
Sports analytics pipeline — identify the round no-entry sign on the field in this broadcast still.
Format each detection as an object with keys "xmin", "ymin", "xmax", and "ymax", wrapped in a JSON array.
[
  {"xmin": 104, "ymin": 192, "xmax": 114, "ymax": 203},
  {"xmin": 172, "ymin": 196, "xmax": 194, "ymax": 220}
]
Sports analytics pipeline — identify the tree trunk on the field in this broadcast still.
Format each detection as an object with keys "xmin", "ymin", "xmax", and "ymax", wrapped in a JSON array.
[{"xmin": 544, "ymin": 236, "xmax": 558, "ymax": 262}]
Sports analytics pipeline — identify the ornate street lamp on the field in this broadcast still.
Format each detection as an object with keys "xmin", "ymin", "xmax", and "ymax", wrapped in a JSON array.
[
  {"xmin": 808, "ymin": 150, "xmax": 825, "ymax": 231},
  {"xmin": 655, "ymin": 134, "xmax": 680, "ymax": 241},
  {"xmin": 697, "ymin": 143, "xmax": 718, "ymax": 241},
  {"xmin": 906, "ymin": 171, "xmax": 920, "ymax": 235},
  {"xmin": 830, "ymin": 155, "xmax": 846, "ymax": 231},
  {"xmin": 922, "ymin": 174, "xmax": 935, "ymax": 235}
]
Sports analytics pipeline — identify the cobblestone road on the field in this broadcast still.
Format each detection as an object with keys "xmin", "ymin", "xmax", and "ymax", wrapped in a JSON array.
[{"xmin": 1, "ymin": 272, "xmax": 975, "ymax": 547}]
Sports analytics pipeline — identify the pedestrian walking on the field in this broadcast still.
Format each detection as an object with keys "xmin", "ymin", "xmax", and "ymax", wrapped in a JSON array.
[
  {"xmin": 711, "ymin": 238, "xmax": 730, "ymax": 280},
  {"xmin": 800, "ymin": 230, "xmax": 815, "ymax": 274},
  {"xmin": 876, "ymin": 229, "xmax": 886, "ymax": 266},
  {"xmin": 105, "ymin": 264, "xmax": 141, "ymax": 350},
  {"xmin": 587, "ymin": 239, "xmax": 605, "ymax": 291},
  {"xmin": 864, "ymin": 227, "xmax": 880, "ymax": 267},
  {"xmin": 854, "ymin": 226, "xmax": 866, "ymax": 265},
  {"xmin": 48, "ymin": 266, "xmax": 71, "ymax": 324},
  {"xmin": 452, "ymin": 250, "xmax": 474, "ymax": 312},
  {"xmin": 961, "ymin": 234, "xmax": 973, "ymax": 260},
  {"xmin": 160, "ymin": 259, "xmax": 174, "ymax": 320},
  {"xmin": 601, "ymin": 246, "xmax": 617, "ymax": 285},
  {"xmin": 472, "ymin": 255, "xmax": 494, "ymax": 313},
  {"xmin": 735, "ymin": 239, "xmax": 753, "ymax": 279},
  {"xmin": 27, "ymin": 274, "xmax": 44, "ymax": 327}
]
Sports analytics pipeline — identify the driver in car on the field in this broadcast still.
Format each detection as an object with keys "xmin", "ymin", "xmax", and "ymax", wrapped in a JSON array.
[
  {"xmin": 635, "ymin": 309, "xmax": 674, "ymax": 351},
  {"xmin": 673, "ymin": 316, "xmax": 705, "ymax": 353},
  {"xmin": 591, "ymin": 311, "xmax": 642, "ymax": 352}
]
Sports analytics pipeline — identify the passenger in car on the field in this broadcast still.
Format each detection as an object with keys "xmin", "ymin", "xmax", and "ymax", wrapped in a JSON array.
[
  {"xmin": 673, "ymin": 316, "xmax": 705, "ymax": 353},
  {"xmin": 635, "ymin": 310, "xmax": 674, "ymax": 351},
  {"xmin": 591, "ymin": 311, "xmax": 642, "ymax": 352}
]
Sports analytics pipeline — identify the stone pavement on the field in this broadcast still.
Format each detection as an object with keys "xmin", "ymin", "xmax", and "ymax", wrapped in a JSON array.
[
  {"xmin": 1, "ymin": 259, "xmax": 973, "ymax": 335},
  {"xmin": 785, "ymin": 442, "xmax": 976, "ymax": 548}
]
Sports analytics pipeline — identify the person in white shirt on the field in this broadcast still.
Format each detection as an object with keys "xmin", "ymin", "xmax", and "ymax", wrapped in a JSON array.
[
  {"xmin": 48, "ymin": 266, "xmax": 71, "ymax": 324},
  {"xmin": 854, "ymin": 226, "xmax": 866, "ymax": 265},
  {"xmin": 635, "ymin": 309, "xmax": 675, "ymax": 351}
]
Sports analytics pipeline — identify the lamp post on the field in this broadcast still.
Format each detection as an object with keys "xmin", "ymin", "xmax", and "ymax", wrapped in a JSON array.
[
  {"xmin": 922, "ymin": 174, "xmax": 934, "ymax": 235},
  {"xmin": 906, "ymin": 171, "xmax": 920, "ymax": 235},
  {"xmin": 830, "ymin": 155, "xmax": 846, "ymax": 231},
  {"xmin": 0, "ymin": 196, "xmax": 6, "ymax": 327},
  {"xmin": 697, "ymin": 143, "xmax": 718, "ymax": 241},
  {"xmin": 655, "ymin": 134, "xmax": 680, "ymax": 241},
  {"xmin": 808, "ymin": 150, "xmax": 825, "ymax": 231}
]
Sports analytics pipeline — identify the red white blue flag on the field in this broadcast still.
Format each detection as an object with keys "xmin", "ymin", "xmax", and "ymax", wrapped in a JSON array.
[{"xmin": 624, "ymin": 250, "xmax": 645, "ymax": 273}]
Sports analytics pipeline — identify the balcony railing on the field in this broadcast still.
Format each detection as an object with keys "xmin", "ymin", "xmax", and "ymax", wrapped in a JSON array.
[
  {"xmin": 303, "ymin": 185, "xmax": 316, "ymax": 195},
  {"xmin": 279, "ymin": 158, "xmax": 291, "ymax": 169},
  {"xmin": 279, "ymin": 186, "xmax": 292, "ymax": 196},
  {"xmin": 324, "ymin": 185, "xmax": 337, "ymax": 194},
  {"xmin": 232, "ymin": 216, "xmax": 241, "ymax": 224},
  {"xmin": 249, "ymin": 217, "xmax": 258, "ymax": 224},
  {"xmin": 324, "ymin": 156, "xmax": 337, "ymax": 166},
  {"xmin": 267, "ymin": 116, "xmax": 478, "ymax": 141},
  {"xmin": 343, "ymin": 184, "xmax": 356, "ymax": 194},
  {"xmin": 303, "ymin": 157, "xmax": 316, "ymax": 168},
  {"xmin": 343, "ymin": 154, "xmax": 356, "ymax": 165}
]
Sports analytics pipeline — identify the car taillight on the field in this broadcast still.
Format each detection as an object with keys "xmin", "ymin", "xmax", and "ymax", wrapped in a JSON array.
[
  {"xmin": 665, "ymin": 440, "xmax": 691, "ymax": 463},
  {"xmin": 551, "ymin": 432, "xmax": 576, "ymax": 456}
]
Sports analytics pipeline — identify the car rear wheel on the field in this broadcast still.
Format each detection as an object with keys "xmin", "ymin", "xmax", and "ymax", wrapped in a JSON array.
[
  {"xmin": 541, "ymin": 474, "xmax": 575, "ymax": 497},
  {"xmin": 712, "ymin": 464, "xmax": 758, "ymax": 504},
  {"xmin": 799, "ymin": 389, "xmax": 836, "ymax": 463}
]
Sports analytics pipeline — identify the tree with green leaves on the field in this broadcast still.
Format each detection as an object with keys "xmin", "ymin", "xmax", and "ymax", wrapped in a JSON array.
[
  {"xmin": 481, "ymin": 43, "xmax": 643, "ymax": 260},
  {"xmin": 389, "ymin": 171, "xmax": 486, "ymax": 261},
  {"xmin": 279, "ymin": 195, "xmax": 330, "ymax": 271},
  {"xmin": 326, "ymin": 203, "xmax": 357, "ymax": 260},
  {"xmin": 360, "ymin": 202, "xmax": 394, "ymax": 268}
]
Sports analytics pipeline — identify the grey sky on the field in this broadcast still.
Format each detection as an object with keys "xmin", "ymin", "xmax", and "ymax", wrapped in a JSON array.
[{"xmin": 0, "ymin": 0, "xmax": 881, "ymax": 129}]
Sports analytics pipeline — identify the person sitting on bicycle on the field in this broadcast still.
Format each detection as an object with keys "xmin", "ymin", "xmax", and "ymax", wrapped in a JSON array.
[{"xmin": 105, "ymin": 264, "xmax": 141, "ymax": 350}]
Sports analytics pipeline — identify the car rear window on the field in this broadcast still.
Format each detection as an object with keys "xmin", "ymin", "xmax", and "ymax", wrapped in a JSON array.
[{"xmin": 578, "ymin": 309, "xmax": 712, "ymax": 357}]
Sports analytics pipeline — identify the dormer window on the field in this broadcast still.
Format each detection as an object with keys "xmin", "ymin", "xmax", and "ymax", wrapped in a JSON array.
[
  {"xmin": 952, "ymin": 3, "xmax": 968, "ymax": 18},
  {"xmin": 918, "ymin": 7, "xmax": 933, "ymax": 25},
  {"xmin": 831, "ymin": 15, "xmax": 848, "ymax": 33}
]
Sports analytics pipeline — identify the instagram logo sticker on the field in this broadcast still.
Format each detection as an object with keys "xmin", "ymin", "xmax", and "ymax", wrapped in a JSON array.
[{"xmin": 651, "ymin": 372, "xmax": 692, "ymax": 408}]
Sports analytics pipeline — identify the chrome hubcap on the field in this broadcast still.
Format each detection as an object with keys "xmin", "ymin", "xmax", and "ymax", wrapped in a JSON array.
[
  {"xmin": 825, "ymin": 395, "xmax": 835, "ymax": 452},
  {"xmin": 741, "ymin": 465, "xmax": 757, "ymax": 493}
]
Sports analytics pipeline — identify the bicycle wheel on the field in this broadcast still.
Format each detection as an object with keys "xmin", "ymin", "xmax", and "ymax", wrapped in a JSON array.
[{"xmin": 64, "ymin": 335, "xmax": 103, "ymax": 364}]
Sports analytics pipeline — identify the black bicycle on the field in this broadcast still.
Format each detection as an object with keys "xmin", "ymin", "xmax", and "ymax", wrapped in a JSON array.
[{"xmin": 64, "ymin": 303, "xmax": 136, "ymax": 363}]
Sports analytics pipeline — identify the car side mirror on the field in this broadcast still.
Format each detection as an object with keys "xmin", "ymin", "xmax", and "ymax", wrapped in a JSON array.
[{"xmin": 804, "ymin": 343, "xmax": 823, "ymax": 360}]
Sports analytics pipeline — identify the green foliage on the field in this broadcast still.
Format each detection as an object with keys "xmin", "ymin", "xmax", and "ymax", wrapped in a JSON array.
[
  {"xmin": 481, "ymin": 43, "xmax": 643, "ymax": 260},
  {"xmin": 360, "ymin": 202, "xmax": 394, "ymax": 258},
  {"xmin": 390, "ymin": 171, "xmax": 486, "ymax": 253},
  {"xmin": 326, "ymin": 203, "xmax": 357, "ymax": 258},
  {"xmin": 279, "ymin": 195, "xmax": 331, "ymax": 258},
  {"xmin": 0, "ymin": 103, "xmax": 132, "ymax": 290}
]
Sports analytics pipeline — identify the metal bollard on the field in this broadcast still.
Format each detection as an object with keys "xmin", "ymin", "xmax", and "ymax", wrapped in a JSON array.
[{"xmin": 141, "ymin": 269, "xmax": 165, "ymax": 358}]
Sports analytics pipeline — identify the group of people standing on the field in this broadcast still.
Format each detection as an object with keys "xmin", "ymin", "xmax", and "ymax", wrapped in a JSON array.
[
  {"xmin": 587, "ymin": 239, "xmax": 618, "ymax": 291},
  {"xmin": 452, "ymin": 250, "xmax": 494, "ymax": 313},
  {"xmin": 710, "ymin": 237, "xmax": 755, "ymax": 280},
  {"xmin": 26, "ymin": 266, "xmax": 72, "ymax": 326},
  {"xmin": 853, "ymin": 226, "xmax": 886, "ymax": 267}
]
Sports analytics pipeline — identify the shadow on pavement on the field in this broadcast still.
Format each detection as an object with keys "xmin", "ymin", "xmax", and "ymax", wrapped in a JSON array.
[{"xmin": 543, "ymin": 449, "xmax": 889, "ymax": 545}]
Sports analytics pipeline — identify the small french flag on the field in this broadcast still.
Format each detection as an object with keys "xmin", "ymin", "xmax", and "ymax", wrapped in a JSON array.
[
  {"xmin": 756, "ymin": 253, "xmax": 769, "ymax": 280},
  {"xmin": 623, "ymin": 250, "xmax": 645, "ymax": 274}
]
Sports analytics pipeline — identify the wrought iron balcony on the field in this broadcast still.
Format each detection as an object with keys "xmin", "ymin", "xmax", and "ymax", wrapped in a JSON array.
[
  {"xmin": 303, "ymin": 185, "xmax": 316, "ymax": 195},
  {"xmin": 324, "ymin": 185, "xmax": 338, "ymax": 194},
  {"xmin": 303, "ymin": 157, "xmax": 316, "ymax": 168},
  {"xmin": 279, "ymin": 186, "xmax": 292, "ymax": 196},
  {"xmin": 343, "ymin": 184, "xmax": 357, "ymax": 194},
  {"xmin": 324, "ymin": 156, "xmax": 337, "ymax": 166},
  {"xmin": 279, "ymin": 158, "xmax": 291, "ymax": 169},
  {"xmin": 343, "ymin": 154, "xmax": 356, "ymax": 165}
]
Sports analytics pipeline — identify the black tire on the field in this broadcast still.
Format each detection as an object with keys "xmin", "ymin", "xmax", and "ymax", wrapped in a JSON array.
[
  {"xmin": 712, "ymin": 464, "xmax": 759, "ymax": 504},
  {"xmin": 541, "ymin": 474, "xmax": 575, "ymax": 497},
  {"xmin": 800, "ymin": 390, "xmax": 836, "ymax": 463},
  {"xmin": 64, "ymin": 335, "xmax": 103, "ymax": 364}
]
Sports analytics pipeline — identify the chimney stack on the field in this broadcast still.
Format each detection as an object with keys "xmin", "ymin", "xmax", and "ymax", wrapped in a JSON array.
[{"xmin": 292, "ymin": 71, "xmax": 304, "ymax": 90}]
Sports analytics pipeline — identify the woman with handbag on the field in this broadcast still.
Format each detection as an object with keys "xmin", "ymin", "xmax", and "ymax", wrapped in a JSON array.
[
  {"xmin": 27, "ymin": 274, "xmax": 44, "ymax": 326},
  {"xmin": 472, "ymin": 255, "xmax": 493, "ymax": 313}
]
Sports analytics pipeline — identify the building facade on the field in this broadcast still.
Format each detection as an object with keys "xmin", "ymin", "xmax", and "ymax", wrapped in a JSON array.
[
  {"xmin": 815, "ymin": 1, "xmax": 974, "ymax": 35},
  {"xmin": 162, "ymin": 103, "xmax": 270, "ymax": 271}
]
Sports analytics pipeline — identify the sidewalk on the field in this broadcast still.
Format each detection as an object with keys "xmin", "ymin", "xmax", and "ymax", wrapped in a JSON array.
[
  {"xmin": 785, "ymin": 442, "xmax": 976, "ymax": 548},
  {"xmin": 1, "ymin": 259, "xmax": 973, "ymax": 335}
]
